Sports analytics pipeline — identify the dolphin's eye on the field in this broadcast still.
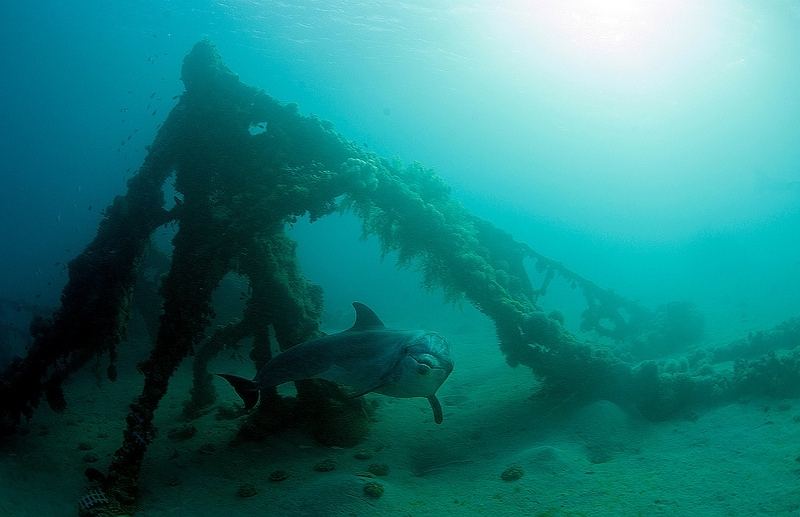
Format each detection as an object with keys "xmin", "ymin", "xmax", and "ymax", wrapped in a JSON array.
[{"xmin": 417, "ymin": 363, "xmax": 431, "ymax": 375}]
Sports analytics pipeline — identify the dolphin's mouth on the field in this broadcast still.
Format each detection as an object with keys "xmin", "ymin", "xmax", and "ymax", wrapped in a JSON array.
[{"xmin": 410, "ymin": 354, "xmax": 453, "ymax": 376}]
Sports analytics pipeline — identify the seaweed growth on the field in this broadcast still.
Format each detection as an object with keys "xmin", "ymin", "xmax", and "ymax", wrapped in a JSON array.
[{"xmin": 0, "ymin": 40, "xmax": 797, "ymax": 513}]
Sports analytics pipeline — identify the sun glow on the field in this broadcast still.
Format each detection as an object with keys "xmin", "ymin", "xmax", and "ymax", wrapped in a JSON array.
[
  {"xmin": 488, "ymin": 0, "xmax": 694, "ymax": 81},
  {"xmin": 557, "ymin": 0, "xmax": 644, "ymax": 52}
]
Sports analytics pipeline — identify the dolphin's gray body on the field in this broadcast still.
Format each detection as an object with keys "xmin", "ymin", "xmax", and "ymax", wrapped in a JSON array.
[{"xmin": 218, "ymin": 302, "xmax": 454, "ymax": 423}]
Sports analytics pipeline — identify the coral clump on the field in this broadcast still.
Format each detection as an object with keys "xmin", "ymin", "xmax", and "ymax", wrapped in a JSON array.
[
  {"xmin": 268, "ymin": 470, "xmax": 289, "ymax": 482},
  {"xmin": 363, "ymin": 481, "xmax": 384, "ymax": 499},
  {"xmin": 500, "ymin": 464, "xmax": 524, "ymax": 481},
  {"xmin": 367, "ymin": 463, "xmax": 390, "ymax": 476},
  {"xmin": 304, "ymin": 392, "xmax": 371, "ymax": 448},
  {"xmin": 236, "ymin": 483, "xmax": 258, "ymax": 498},
  {"xmin": 353, "ymin": 449, "xmax": 373, "ymax": 460},
  {"xmin": 314, "ymin": 458, "xmax": 336, "ymax": 472}
]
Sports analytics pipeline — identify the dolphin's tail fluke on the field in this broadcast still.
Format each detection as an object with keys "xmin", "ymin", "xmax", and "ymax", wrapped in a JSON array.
[{"xmin": 216, "ymin": 373, "xmax": 260, "ymax": 410}]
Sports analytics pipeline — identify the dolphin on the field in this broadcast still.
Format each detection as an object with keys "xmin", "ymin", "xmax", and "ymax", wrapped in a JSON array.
[{"xmin": 218, "ymin": 302, "xmax": 454, "ymax": 423}]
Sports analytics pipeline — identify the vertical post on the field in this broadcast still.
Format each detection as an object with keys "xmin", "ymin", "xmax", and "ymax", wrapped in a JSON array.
[{"xmin": 105, "ymin": 223, "xmax": 231, "ymax": 506}]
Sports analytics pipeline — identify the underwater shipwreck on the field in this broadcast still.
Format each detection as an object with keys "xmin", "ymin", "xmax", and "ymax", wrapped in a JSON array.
[{"xmin": 1, "ymin": 41, "xmax": 799, "ymax": 515}]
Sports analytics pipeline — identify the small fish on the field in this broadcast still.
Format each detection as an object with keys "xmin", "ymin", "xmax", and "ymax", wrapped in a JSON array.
[
  {"xmin": 152, "ymin": 110, "xmax": 157, "ymax": 116},
  {"xmin": 88, "ymin": 205, "xmax": 92, "ymax": 211},
  {"xmin": 172, "ymin": 94, "xmax": 180, "ymax": 100},
  {"xmin": 150, "ymin": 92, "xmax": 156, "ymax": 98}
]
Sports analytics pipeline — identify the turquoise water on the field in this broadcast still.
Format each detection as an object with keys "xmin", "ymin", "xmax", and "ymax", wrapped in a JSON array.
[
  {"xmin": 1, "ymin": 2, "xmax": 800, "ymax": 515},
  {"xmin": 2, "ymin": 1, "xmax": 799, "ymax": 329}
]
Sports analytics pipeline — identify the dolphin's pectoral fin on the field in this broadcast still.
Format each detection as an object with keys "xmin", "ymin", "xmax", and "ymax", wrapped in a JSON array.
[
  {"xmin": 217, "ymin": 373, "xmax": 260, "ymax": 410},
  {"xmin": 347, "ymin": 387, "xmax": 373, "ymax": 399},
  {"xmin": 348, "ymin": 378, "xmax": 392, "ymax": 399},
  {"xmin": 428, "ymin": 395, "xmax": 444, "ymax": 424}
]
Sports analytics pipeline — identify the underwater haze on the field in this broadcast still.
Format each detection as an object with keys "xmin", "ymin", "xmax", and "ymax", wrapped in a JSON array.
[
  {"xmin": 2, "ymin": 1, "xmax": 800, "ymax": 516},
  {"xmin": 2, "ymin": 0, "xmax": 800, "ymax": 335}
]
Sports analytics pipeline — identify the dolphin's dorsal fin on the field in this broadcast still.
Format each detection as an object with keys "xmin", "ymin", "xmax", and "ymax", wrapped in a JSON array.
[{"xmin": 348, "ymin": 302, "xmax": 386, "ymax": 331}]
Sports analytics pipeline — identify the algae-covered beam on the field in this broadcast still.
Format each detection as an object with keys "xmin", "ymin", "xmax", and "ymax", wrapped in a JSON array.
[
  {"xmin": 0, "ymin": 113, "xmax": 176, "ymax": 436},
  {"xmin": 105, "ymin": 217, "xmax": 233, "ymax": 506},
  {"xmin": 339, "ymin": 157, "xmax": 649, "ymax": 369},
  {"xmin": 100, "ymin": 41, "xmax": 372, "ymax": 508}
]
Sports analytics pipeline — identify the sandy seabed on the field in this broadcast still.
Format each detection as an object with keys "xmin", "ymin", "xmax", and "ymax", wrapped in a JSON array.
[{"xmin": 1, "ymin": 320, "xmax": 799, "ymax": 517}]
